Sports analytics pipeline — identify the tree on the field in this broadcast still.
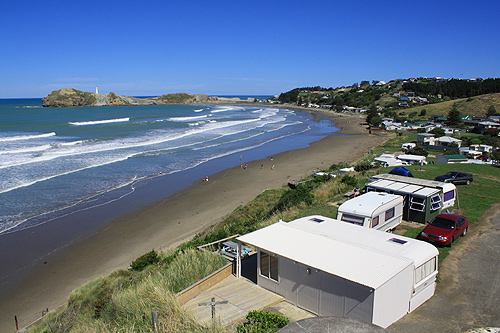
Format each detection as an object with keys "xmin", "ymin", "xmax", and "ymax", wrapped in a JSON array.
[
  {"xmin": 447, "ymin": 103, "xmax": 461, "ymax": 126},
  {"xmin": 429, "ymin": 127, "xmax": 445, "ymax": 136},
  {"xmin": 366, "ymin": 104, "xmax": 379, "ymax": 126},
  {"xmin": 419, "ymin": 109, "xmax": 427, "ymax": 117},
  {"xmin": 487, "ymin": 104, "xmax": 498, "ymax": 117}
]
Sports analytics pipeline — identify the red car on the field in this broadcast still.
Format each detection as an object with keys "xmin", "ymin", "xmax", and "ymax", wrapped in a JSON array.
[{"xmin": 420, "ymin": 213, "xmax": 468, "ymax": 246}]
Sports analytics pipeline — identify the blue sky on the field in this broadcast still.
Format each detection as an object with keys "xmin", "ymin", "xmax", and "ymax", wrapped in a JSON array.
[{"xmin": 1, "ymin": 0, "xmax": 499, "ymax": 98}]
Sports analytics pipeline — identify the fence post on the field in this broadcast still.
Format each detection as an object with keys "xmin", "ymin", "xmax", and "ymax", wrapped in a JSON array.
[{"xmin": 151, "ymin": 310, "xmax": 158, "ymax": 332}]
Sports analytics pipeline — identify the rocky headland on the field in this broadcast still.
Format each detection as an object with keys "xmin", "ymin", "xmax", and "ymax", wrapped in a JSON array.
[{"xmin": 42, "ymin": 88, "xmax": 259, "ymax": 107}]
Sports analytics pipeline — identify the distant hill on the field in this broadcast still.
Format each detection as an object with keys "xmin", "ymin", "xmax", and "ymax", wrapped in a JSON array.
[
  {"xmin": 398, "ymin": 93, "xmax": 500, "ymax": 117},
  {"xmin": 42, "ymin": 89, "xmax": 260, "ymax": 107},
  {"xmin": 275, "ymin": 78, "xmax": 500, "ymax": 115}
]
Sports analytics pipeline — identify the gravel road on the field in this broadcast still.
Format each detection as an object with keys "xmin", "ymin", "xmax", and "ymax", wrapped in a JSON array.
[{"xmin": 389, "ymin": 204, "xmax": 500, "ymax": 332}]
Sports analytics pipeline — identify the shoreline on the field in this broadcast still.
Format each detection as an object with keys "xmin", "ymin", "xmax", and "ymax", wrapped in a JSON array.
[{"xmin": 0, "ymin": 109, "xmax": 390, "ymax": 331}]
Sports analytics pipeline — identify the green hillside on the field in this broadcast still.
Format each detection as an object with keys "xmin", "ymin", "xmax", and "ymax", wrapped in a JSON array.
[{"xmin": 398, "ymin": 93, "xmax": 500, "ymax": 117}]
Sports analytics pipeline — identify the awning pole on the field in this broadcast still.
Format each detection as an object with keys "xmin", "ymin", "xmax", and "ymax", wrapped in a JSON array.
[{"xmin": 236, "ymin": 241, "xmax": 242, "ymax": 278}]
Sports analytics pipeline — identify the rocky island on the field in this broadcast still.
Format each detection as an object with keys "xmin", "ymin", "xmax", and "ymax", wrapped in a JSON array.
[{"xmin": 42, "ymin": 88, "xmax": 259, "ymax": 107}]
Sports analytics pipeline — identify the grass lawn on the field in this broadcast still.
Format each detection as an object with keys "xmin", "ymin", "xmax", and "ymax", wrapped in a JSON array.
[{"xmin": 392, "ymin": 163, "xmax": 500, "ymax": 269}]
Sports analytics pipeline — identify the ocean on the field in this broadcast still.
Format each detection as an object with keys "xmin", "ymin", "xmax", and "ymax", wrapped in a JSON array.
[{"xmin": 0, "ymin": 98, "xmax": 338, "ymax": 235}]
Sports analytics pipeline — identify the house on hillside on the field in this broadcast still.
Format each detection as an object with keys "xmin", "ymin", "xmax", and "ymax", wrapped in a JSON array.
[
  {"xmin": 236, "ymin": 216, "xmax": 439, "ymax": 329},
  {"xmin": 436, "ymin": 136, "xmax": 462, "ymax": 148},
  {"xmin": 435, "ymin": 155, "xmax": 468, "ymax": 164},
  {"xmin": 430, "ymin": 115, "xmax": 447, "ymax": 123},
  {"xmin": 470, "ymin": 144, "xmax": 494, "ymax": 153},
  {"xmin": 417, "ymin": 133, "xmax": 435, "ymax": 144}
]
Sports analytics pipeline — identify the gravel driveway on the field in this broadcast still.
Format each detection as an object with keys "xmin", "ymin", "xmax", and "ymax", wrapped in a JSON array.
[{"xmin": 389, "ymin": 204, "xmax": 500, "ymax": 332}]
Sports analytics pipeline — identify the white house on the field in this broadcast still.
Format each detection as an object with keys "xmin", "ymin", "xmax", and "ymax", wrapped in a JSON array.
[
  {"xmin": 236, "ymin": 216, "xmax": 439, "ymax": 329},
  {"xmin": 436, "ymin": 136, "xmax": 462, "ymax": 147},
  {"xmin": 470, "ymin": 144, "xmax": 493, "ymax": 153},
  {"xmin": 417, "ymin": 133, "xmax": 435, "ymax": 144}
]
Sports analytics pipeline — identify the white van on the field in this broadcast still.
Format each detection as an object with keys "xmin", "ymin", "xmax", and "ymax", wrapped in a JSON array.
[{"xmin": 337, "ymin": 192, "xmax": 403, "ymax": 232}]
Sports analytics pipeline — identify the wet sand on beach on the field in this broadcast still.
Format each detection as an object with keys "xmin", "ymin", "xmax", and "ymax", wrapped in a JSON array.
[{"xmin": 0, "ymin": 110, "xmax": 391, "ymax": 332}]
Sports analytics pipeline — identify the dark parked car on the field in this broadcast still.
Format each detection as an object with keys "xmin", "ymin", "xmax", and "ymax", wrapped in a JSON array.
[
  {"xmin": 420, "ymin": 213, "xmax": 468, "ymax": 246},
  {"xmin": 434, "ymin": 171, "xmax": 473, "ymax": 185}
]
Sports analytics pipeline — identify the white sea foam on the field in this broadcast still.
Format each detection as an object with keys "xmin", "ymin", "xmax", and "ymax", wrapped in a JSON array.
[
  {"xmin": 0, "ymin": 144, "xmax": 51, "ymax": 154},
  {"xmin": 69, "ymin": 118, "xmax": 130, "ymax": 126},
  {"xmin": 210, "ymin": 106, "xmax": 243, "ymax": 113},
  {"xmin": 167, "ymin": 115, "xmax": 208, "ymax": 122},
  {"xmin": 0, "ymin": 132, "xmax": 56, "ymax": 142},
  {"xmin": 194, "ymin": 109, "xmax": 204, "ymax": 112}
]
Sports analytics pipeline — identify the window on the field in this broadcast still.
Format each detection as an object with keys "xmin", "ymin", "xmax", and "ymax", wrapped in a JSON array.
[
  {"xmin": 410, "ymin": 196, "xmax": 425, "ymax": 212},
  {"xmin": 415, "ymin": 257, "xmax": 437, "ymax": 284},
  {"xmin": 385, "ymin": 207, "xmax": 395, "ymax": 220},
  {"xmin": 260, "ymin": 251, "xmax": 278, "ymax": 281},
  {"xmin": 371, "ymin": 216, "xmax": 379, "ymax": 228},
  {"xmin": 443, "ymin": 190, "xmax": 455, "ymax": 202},
  {"xmin": 430, "ymin": 194, "xmax": 442, "ymax": 211},
  {"xmin": 340, "ymin": 214, "xmax": 365, "ymax": 226},
  {"xmin": 388, "ymin": 237, "xmax": 407, "ymax": 245}
]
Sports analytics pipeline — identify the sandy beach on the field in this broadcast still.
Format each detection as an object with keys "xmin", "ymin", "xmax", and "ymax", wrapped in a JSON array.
[{"xmin": 0, "ymin": 109, "xmax": 391, "ymax": 332}]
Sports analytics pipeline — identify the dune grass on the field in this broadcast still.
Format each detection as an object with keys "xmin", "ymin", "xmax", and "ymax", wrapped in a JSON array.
[{"xmin": 29, "ymin": 249, "xmax": 228, "ymax": 333}]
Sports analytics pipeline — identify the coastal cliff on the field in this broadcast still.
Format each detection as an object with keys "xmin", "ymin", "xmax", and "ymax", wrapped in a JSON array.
[{"xmin": 42, "ymin": 89, "xmax": 257, "ymax": 107}]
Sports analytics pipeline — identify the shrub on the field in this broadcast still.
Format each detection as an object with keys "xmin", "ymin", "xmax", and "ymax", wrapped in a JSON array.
[
  {"xmin": 237, "ymin": 310, "xmax": 289, "ymax": 333},
  {"xmin": 406, "ymin": 146, "xmax": 429, "ymax": 157},
  {"xmin": 354, "ymin": 160, "xmax": 373, "ymax": 172},
  {"xmin": 329, "ymin": 162, "xmax": 350, "ymax": 171},
  {"xmin": 341, "ymin": 175, "xmax": 357, "ymax": 187},
  {"xmin": 274, "ymin": 184, "xmax": 313, "ymax": 212},
  {"xmin": 130, "ymin": 249, "xmax": 160, "ymax": 271}
]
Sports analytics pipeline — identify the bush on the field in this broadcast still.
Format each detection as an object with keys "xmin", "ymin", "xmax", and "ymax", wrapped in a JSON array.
[
  {"xmin": 406, "ymin": 146, "xmax": 429, "ymax": 157},
  {"xmin": 354, "ymin": 160, "xmax": 373, "ymax": 172},
  {"xmin": 329, "ymin": 163, "xmax": 350, "ymax": 171},
  {"xmin": 274, "ymin": 184, "xmax": 313, "ymax": 212},
  {"xmin": 237, "ymin": 310, "xmax": 289, "ymax": 333},
  {"xmin": 341, "ymin": 175, "xmax": 357, "ymax": 187},
  {"xmin": 130, "ymin": 250, "xmax": 160, "ymax": 271}
]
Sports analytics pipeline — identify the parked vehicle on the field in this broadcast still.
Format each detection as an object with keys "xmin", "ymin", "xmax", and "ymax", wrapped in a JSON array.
[
  {"xmin": 434, "ymin": 171, "xmax": 473, "ymax": 185},
  {"xmin": 420, "ymin": 213, "xmax": 468, "ymax": 246}
]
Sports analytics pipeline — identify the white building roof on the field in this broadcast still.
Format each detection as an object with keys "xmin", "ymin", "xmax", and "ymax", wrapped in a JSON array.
[
  {"xmin": 368, "ymin": 179, "xmax": 423, "ymax": 194},
  {"xmin": 338, "ymin": 192, "xmax": 402, "ymax": 216},
  {"xmin": 237, "ymin": 216, "xmax": 438, "ymax": 289},
  {"xmin": 437, "ymin": 136, "xmax": 462, "ymax": 143},
  {"xmin": 397, "ymin": 154, "xmax": 426, "ymax": 162},
  {"xmin": 374, "ymin": 157, "xmax": 404, "ymax": 167},
  {"xmin": 413, "ymin": 187, "xmax": 440, "ymax": 196}
]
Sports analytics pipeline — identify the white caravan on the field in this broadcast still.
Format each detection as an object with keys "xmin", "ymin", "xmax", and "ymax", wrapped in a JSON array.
[{"xmin": 337, "ymin": 192, "xmax": 403, "ymax": 232}]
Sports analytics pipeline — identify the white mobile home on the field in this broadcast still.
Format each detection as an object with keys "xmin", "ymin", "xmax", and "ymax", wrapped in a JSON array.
[
  {"xmin": 337, "ymin": 192, "xmax": 403, "ymax": 232},
  {"xmin": 396, "ymin": 154, "xmax": 427, "ymax": 165},
  {"xmin": 236, "ymin": 216, "xmax": 439, "ymax": 328}
]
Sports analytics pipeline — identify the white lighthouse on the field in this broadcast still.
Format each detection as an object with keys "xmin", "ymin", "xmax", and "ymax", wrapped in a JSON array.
[{"xmin": 95, "ymin": 86, "xmax": 99, "ymax": 94}]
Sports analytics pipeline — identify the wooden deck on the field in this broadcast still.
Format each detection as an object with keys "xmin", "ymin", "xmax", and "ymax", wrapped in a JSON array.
[{"xmin": 184, "ymin": 275, "xmax": 284, "ymax": 326}]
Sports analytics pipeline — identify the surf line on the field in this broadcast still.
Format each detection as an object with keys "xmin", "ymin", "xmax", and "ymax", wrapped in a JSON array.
[{"xmin": 69, "ymin": 118, "xmax": 130, "ymax": 126}]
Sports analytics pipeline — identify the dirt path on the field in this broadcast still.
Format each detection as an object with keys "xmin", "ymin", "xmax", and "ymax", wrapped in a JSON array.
[{"xmin": 389, "ymin": 204, "xmax": 500, "ymax": 332}]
